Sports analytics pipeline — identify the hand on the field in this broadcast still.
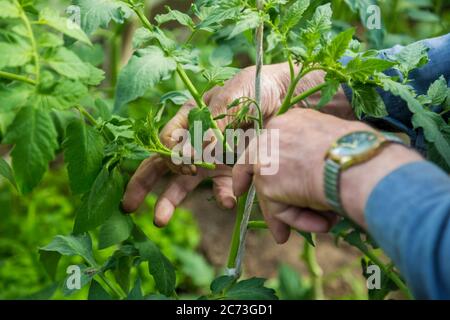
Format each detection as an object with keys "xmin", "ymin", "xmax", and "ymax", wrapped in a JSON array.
[
  {"xmin": 121, "ymin": 63, "xmax": 353, "ymax": 227},
  {"xmin": 232, "ymin": 108, "xmax": 422, "ymax": 244}
]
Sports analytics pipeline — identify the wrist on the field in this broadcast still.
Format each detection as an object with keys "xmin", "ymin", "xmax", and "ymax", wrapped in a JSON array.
[{"xmin": 340, "ymin": 143, "xmax": 423, "ymax": 227}]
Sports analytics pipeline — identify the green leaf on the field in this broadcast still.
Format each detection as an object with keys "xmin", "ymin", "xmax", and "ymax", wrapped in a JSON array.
[
  {"xmin": 280, "ymin": 0, "xmax": 310, "ymax": 33},
  {"xmin": 393, "ymin": 42, "xmax": 429, "ymax": 76},
  {"xmin": 127, "ymin": 278, "xmax": 144, "ymax": 300},
  {"xmin": 427, "ymin": 124, "xmax": 450, "ymax": 172},
  {"xmin": 227, "ymin": 10, "xmax": 261, "ymax": 39},
  {"xmin": 278, "ymin": 264, "xmax": 311, "ymax": 300},
  {"xmin": 0, "ymin": 83, "xmax": 31, "ymax": 113},
  {"xmin": 344, "ymin": 230, "xmax": 368, "ymax": 252},
  {"xmin": 37, "ymin": 32, "xmax": 64, "ymax": 48},
  {"xmin": 132, "ymin": 227, "xmax": 176, "ymax": 296},
  {"xmin": 0, "ymin": 42, "xmax": 31, "ymax": 69},
  {"xmin": 0, "ymin": 158, "xmax": 16, "ymax": 188},
  {"xmin": 173, "ymin": 246, "xmax": 214, "ymax": 287},
  {"xmin": 39, "ymin": 8, "xmax": 92, "ymax": 45},
  {"xmin": 317, "ymin": 79, "xmax": 340, "ymax": 109},
  {"xmin": 325, "ymin": 28, "xmax": 355, "ymax": 62},
  {"xmin": 0, "ymin": 0, "xmax": 20, "ymax": 18},
  {"xmin": 266, "ymin": 31, "xmax": 282, "ymax": 52},
  {"xmin": 346, "ymin": 58, "xmax": 396, "ymax": 82},
  {"xmin": 98, "ymin": 211, "xmax": 134, "ymax": 250},
  {"xmin": 412, "ymin": 111, "xmax": 450, "ymax": 169},
  {"xmin": 203, "ymin": 66, "xmax": 239, "ymax": 87},
  {"xmin": 115, "ymin": 46, "xmax": 176, "ymax": 110},
  {"xmin": 210, "ymin": 275, "xmax": 235, "ymax": 295},
  {"xmin": 351, "ymin": 85, "xmax": 388, "ymax": 118},
  {"xmin": 39, "ymin": 233, "xmax": 96, "ymax": 278},
  {"xmin": 46, "ymin": 47, "xmax": 91, "ymax": 81},
  {"xmin": 225, "ymin": 277, "xmax": 278, "ymax": 300},
  {"xmin": 3, "ymin": 106, "xmax": 58, "ymax": 193},
  {"xmin": 160, "ymin": 90, "xmax": 191, "ymax": 106},
  {"xmin": 209, "ymin": 45, "xmax": 233, "ymax": 67},
  {"xmin": 73, "ymin": 0, "xmax": 132, "ymax": 35},
  {"xmin": 34, "ymin": 80, "xmax": 88, "ymax": 110},
  {"xmin": 297, "ymin": 231, "xmax": 315, "ymax": 247},
  {"xmin": 88, "ymin": 280, "xmax": 112, "ymax": 300},
  {"xmin": 62, "ymin": 119, "xmax": 105, "ymax": 194},
  {"xmin": 197, "ymin": 3, "xmax": 241, "ymax": 29},
  {"xmin": 155, "ymin": 7, "xmax": 194, "ymax": 28},
  {"xmin": 73, "ymin": 167, "xmax": 124, "ymax": 233},
  {"xmin": 427, "ymin": 75, "xmax": 448, "ymax": 106},
  {"xmin": 188, "ymin": 107, "xmax": 214, "ymax": 154}
]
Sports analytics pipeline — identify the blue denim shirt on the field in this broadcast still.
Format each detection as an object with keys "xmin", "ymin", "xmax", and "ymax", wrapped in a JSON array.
[{"xmin": 351, "ymin": 34, "xmax": 450, "ymax": 299}]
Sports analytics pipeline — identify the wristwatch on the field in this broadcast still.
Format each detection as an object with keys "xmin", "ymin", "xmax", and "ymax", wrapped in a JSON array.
[{"xmin": 324, "ymin": 131, "xmax": 404, "ymax": 216}]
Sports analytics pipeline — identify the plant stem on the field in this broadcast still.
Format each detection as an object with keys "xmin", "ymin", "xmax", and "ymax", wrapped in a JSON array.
[
  {"xmin": 289, "ymin": 82, "xmax": 327, "ymax": 107},
  {"xmin": 0, "ymin": 71, "xmax": 36, "ymax": 85},
  {"xmin": 77, "ymin": 106, "xmax": 99, "ymax": 127},
  {"xmin": 17, "ymin": 0, "xmax": 40, "ymax": 84},
  {"xmin": 301, "ymin": 234, "xmax": 324, "ymax": 300},
  {"xmin": 247, "ymin": 220, "xmax": 267, "ymax": 229},
  {"xmin": 277, "ymin": 54, "xmax": 301, "ymax": 115},
  {"xmin": 98, "ymin": 273, "xmax": 127, "ymax": 300},
  {"xmin": 227, "ymin": 194, "xmax": 247, "ymax": 270},
  {"xmin": 361, "ymin": 248, "xmax": 414, "ymax": 299},
  {"xmin": 176, "ymin": 64, "xmax": 205, "ymax": 109}
]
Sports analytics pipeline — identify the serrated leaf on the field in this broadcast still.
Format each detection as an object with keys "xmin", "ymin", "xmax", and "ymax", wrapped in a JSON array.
[
  {"xmin": 98, "ymin": 210, "xmax": 134, "ymax": 250},
  {"xmin": 227, "ymin": 10, "xmax": 261, "ymax": 39},
  {"xmin": 73, "ymin": 0, "xmax": 132, "ymax": 35},
  {"xmin": 0, "ymin": 42, "xmax": 31, "ymax": 69},
  {"xmin": 46, "ymin": 47, "xmax": 91, "ymax": 81},
  {"xmin": 160, "ymin": 90, "xmax": 191, "ymax": 106},
  {"xmin": 394, "ymin": 42, "xmax": 429, "ymax": 76},
  {"xmin": 37, "ymin": 32, "xmax": 64, "ymax": 48},
  {"xmin": 427, "ymin": 75, "xmax": 447, "ymax": 106},
  {"xmin": 88, "ymin": 280, "xmax": 112, "ymax": 300},
  {"xmin": 225, "ymin": 277, "xmax": 278, "ymax": 300},
  {"xmin": 156, "ymin": 8, "xmax": 194, "ymax": 28},
  {"xmin": 0, "ymin": 83, "xmax": 31, "ymax": 113},
  {"xmin": 0, "ymin": 0, "xmax": 20, "ymax": 18},
  {"xmin": 317, "ymin": 79, "xmax": 340, "ymax": 109},
  {"xmin": 73, "ymin": 167, "xmax": 124, "ymax": 233},
  {"xmin": 3, "ymin": 106, "xmax": 58, "ymax": 193},
  {"xmin": 280, "ymin": 0, "xmax": 310, "ymax": 33},
  {"xmin": 39, "ymin": 8, "xmax": 92, "ymax": 45},
  {"xmin": 0, "ymin": 158, "xmax": 16, "ymax": 188},
  {"xmin": 63, "ymin": 119, "xmax": 104, "ymax": 194},
  {"xmin": 346, "ymin": 58, "xmax": 395, "ymax": 82},
  {"xmin": 352, "ymin": 85, "xmax": 388, "ymax": 118},
  {"xmin": 188, "ymin": 107, "xmax": 213, "ymax": 155},
  {"xmin": 34, "ymin": 80, "xmax": 88, "ymax": 110},
  {"xmin": 210, "ymin": 275, "xmax": 235, "ymax": 295},
  {"xmin": 114, "ymin": 46, "xmax": 176, "ymax": 110},
  {"xmin": 197, "ymin": 4, "xmax": 241, "ymax": 29},
  {"xmin": 325, "ymin": 28, "xmax": 355, "ymax": 62},
  {"xmin": 132, "ymin": 227, "xmax": 176, "ymax": 296},
  {"xmin": 209, "ymin": 45, "xmax": 233, "ymax": 67}
]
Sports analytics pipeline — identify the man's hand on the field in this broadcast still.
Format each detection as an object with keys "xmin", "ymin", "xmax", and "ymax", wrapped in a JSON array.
[
  {"xmin": 121, "ymin": 63, "xmax": 353, "ymax": 227},
  {"xmin": 233, "ymin": 108, "xmax": 422, "ymax": 244}
]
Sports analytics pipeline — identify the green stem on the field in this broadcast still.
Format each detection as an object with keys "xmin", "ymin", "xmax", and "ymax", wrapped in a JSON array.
[
  {"xmin": 77, "ymin": 106, "xmax": 99, "ymax": 127},
  {"xmin": 362, "ymin": 249, "xmax": 414, "ymax": 299},
  {"xmin": 176, "ymin": 64, "xmax": 205, "ymax": 108},
  {"xmin": 301, "ymin": 234, "xmax": 324, "ymax": 300},
  {"xmin": 17, "ymin": 0, "xmax": 40, "ymax": 84},
  {"xmin": 247, "ymin": 220, "xmax": 268, "ymax": 229},
  {"xmin": 0, "ymin": 71, "xmax": 36, "ymax": 85},
  {"xmin": 290, "ymin": 83, "xmax": 328, "ymax": 108},
  {"xmin": 227, "ymin": 194, "xmax": 247, "ymax": 270},
  {"xmin": 277, "ymin": 54, "xmax": 301, "ymax": 115},
  {"xmin": 98, "ymin": 273, "xmax": 127, "ymax": 300}
]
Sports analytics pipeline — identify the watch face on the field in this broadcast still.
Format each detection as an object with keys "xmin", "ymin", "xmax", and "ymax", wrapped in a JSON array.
[{"xmin": 329, "ymin": 131, "xmax": 381, "ymax": 159}]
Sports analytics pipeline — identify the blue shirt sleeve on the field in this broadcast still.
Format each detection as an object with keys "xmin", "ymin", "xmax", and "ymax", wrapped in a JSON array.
[{"xmin": 365, "ymin": 161, "xmax": 450, "ymax": 299}]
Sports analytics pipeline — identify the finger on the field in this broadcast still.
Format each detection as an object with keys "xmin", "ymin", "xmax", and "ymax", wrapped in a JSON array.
[
  {"xmin": 276, "ymin": 207, "xmax": 333, "ymax": 233},
  {"xmin": 258, "ymin": 196, "xmax": 291, "ymax": 244},
  {"xmin": 212, "ymin": 176, "xmax": 236, "ymax": 209},
  {"xmin": 154, "ymin": 174, "xmax": 203, "ymax": 227},
  {"xmin": 122, "ymin": 156, "xmax": 168, "ymax": 213}
]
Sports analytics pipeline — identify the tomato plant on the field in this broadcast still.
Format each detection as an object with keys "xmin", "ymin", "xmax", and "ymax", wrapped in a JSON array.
[{"xmin": 0, "ymin": 0, "xmax": 449, "ymax": 300}]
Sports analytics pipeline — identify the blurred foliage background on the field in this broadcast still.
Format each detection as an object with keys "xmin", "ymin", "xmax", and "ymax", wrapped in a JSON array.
[{"xmin": 0, "ymin": 0, "xmax": 449, "ymax": 299}]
